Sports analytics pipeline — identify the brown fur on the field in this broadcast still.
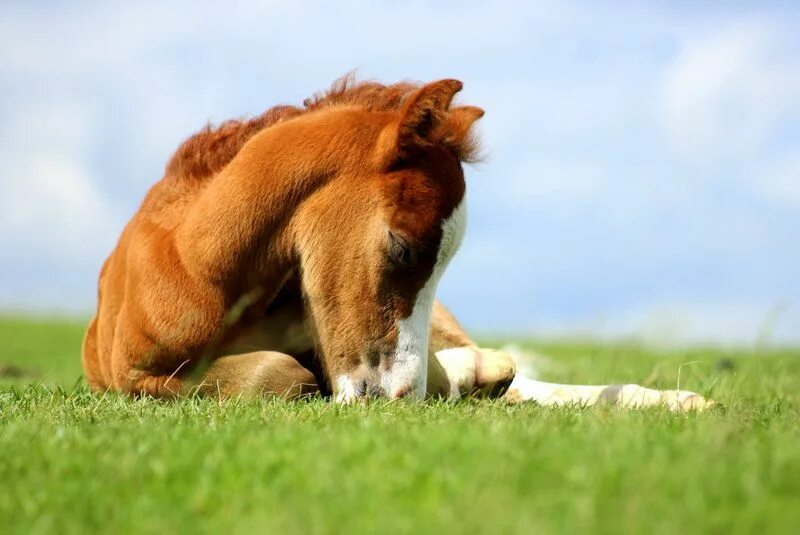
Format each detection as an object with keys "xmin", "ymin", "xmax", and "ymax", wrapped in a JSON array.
[{"xmin": 82, "ymin": 75, "xmax": 485, "ymax": 399}]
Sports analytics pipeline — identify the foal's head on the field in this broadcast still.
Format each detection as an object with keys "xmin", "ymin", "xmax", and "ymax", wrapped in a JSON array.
[{"xmin": 294, "ymin": 79, "xmax": 483, "ymax": 401}]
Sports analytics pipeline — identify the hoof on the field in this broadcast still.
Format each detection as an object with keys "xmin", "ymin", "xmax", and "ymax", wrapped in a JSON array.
[
  {"xmin": 473, "ymin": 348, "xmax": 517, "ymax": 398},
  {"xmin": 662, "ymin": 390, "xmax": 717, "ymax": 411}
]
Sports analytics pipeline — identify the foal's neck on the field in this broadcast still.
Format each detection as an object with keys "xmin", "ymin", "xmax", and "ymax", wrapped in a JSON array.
[{"xmin": 176, "ymin": 109, "xmax": 380, "ymax": 292}]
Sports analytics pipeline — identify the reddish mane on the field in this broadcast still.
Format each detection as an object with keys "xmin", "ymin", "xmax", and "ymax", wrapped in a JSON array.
[{"xmin": 166, "ymin": 75, "xmax": 418, "ymax": 180}]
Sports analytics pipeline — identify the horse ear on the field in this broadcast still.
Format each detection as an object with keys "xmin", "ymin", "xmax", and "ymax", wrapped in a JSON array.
[
  {"xmin": 432, "ymin": 106, "xmax": 485, "ymax": 163},
  {"xmin": 377, "ymin": 79, "xmax": 463, "ymax": 166},
  {"xmin": 397, "ymin": 79, "xmax": 463, "ymax": 143}
]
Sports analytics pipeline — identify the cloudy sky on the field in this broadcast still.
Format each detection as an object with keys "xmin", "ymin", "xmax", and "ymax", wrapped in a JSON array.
[{"xmin": 1, "ymin": 1, "xmax": 798, "ymax": 345}]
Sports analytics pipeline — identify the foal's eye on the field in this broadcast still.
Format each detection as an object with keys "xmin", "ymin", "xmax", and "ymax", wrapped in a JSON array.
[{"xmin": 388, "ymin": 231, "xmax": 417, "ymax": 268}]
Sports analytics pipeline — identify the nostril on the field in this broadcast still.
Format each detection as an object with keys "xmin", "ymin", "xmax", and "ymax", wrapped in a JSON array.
[{"xmin": 363, "ymin": 379, "xmax": 386, "ymax": 399}]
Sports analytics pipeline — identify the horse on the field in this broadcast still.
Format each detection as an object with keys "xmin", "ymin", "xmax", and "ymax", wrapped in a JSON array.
[{"xmin": 81, "ymin": 75, "xmax": 713, "ymax": 410}]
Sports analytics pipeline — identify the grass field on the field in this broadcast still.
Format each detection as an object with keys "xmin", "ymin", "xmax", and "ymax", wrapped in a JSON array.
[{"xmin": 1, "ymin": 316, "xmax": 798, "ymax": 534}]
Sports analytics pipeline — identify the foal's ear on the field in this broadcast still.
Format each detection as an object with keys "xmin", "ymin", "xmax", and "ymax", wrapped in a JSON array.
[
  {"xmin": 432, "ymin": 106, "xmax": 485, "ymax": 163},
  {"xmin": 397, "ymin": 79, "xmax": 463, "ymax": 143},
  {"xmin": 377, "ymin": 79, "xmax": 463, "ymax": 166}
]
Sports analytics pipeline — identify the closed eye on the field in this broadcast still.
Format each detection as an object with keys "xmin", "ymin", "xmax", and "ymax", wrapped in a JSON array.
[{"xmin": 387, "ymin": 231, "xmax": 417, "ymax": 268}]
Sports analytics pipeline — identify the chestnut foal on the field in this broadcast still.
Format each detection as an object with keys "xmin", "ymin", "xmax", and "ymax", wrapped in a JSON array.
[{"xmin": 82, "ymin": 76, "xmax": 712, "ymax": 410}]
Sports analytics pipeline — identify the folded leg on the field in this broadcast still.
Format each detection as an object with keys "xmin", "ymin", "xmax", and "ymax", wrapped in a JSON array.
[
  {"xmin": 426, "ymin": 301, "xmax": 516, "ymax": 399},
  {"xmin": 190, "ymin": 350, "xmax": 319, "ymax": 399}
]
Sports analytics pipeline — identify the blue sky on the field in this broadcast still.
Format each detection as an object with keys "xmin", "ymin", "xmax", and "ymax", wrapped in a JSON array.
[{"xmin": 1, "ymin": 1, "xmax": 798, "ymax": 345}]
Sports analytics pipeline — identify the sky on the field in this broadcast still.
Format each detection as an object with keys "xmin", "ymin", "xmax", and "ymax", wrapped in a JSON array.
[{"xmin": 1, "ymin": 1, "xmax": 798, "ymax": 345}]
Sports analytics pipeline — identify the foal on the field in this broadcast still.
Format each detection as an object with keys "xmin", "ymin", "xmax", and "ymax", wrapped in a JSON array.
[{"xmin": 82, "ymin": 76, "xmax": 712, "ymax": 410}]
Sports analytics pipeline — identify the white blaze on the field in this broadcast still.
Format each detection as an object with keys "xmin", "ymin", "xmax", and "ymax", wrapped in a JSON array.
[{"xmin": 382, "ymin": 199, "xmax": 467, "ymax": 399}]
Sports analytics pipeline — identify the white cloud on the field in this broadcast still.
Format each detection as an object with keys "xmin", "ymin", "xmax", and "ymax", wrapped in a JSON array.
[
  {"xmin": 660, "ymin": 21, "xmax": 800, "ymax": 161},
  {"xmin": 0, "ymin": 102, "xmax": 119, "ymax": 262}
]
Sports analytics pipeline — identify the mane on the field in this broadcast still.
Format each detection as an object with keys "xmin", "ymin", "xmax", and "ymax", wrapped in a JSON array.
[{"xmin": 166, "ymin": 74, "xmax": 419, "ymax": 180}]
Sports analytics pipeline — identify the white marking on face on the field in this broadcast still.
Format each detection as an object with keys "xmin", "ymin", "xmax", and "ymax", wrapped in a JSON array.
[
  {"xmin": 334, "ymin": 375, "xmax": 358, "ymax": 404},
  {"xmin": 381, "ymin": 199, "xmax": 468, "ymax": 399}
]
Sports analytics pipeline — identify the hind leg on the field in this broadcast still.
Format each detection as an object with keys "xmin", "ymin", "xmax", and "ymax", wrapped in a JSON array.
[
  {"xmin": 504, "ymin": 376, "xmax": 715, "ymax": 411},
  {"xmin": 189, "ymin": 351, "xmax": 319, "ymax": 399},
  {"xmin": 426, "ymin": 301, "xmax": 714, "ymax": 410},
  {"xmin": 81, "ymin": 315, "xmax": 105, "ymax": 391},
  {"xmin": 122, "ymin": 351, "xmax": 318, "ymax": 400}
]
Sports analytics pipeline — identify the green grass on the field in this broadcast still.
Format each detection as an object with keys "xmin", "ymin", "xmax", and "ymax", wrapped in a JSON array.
[{"xmin": 1, "ymin": 316, "xmax": 799, "ymax": 534}]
